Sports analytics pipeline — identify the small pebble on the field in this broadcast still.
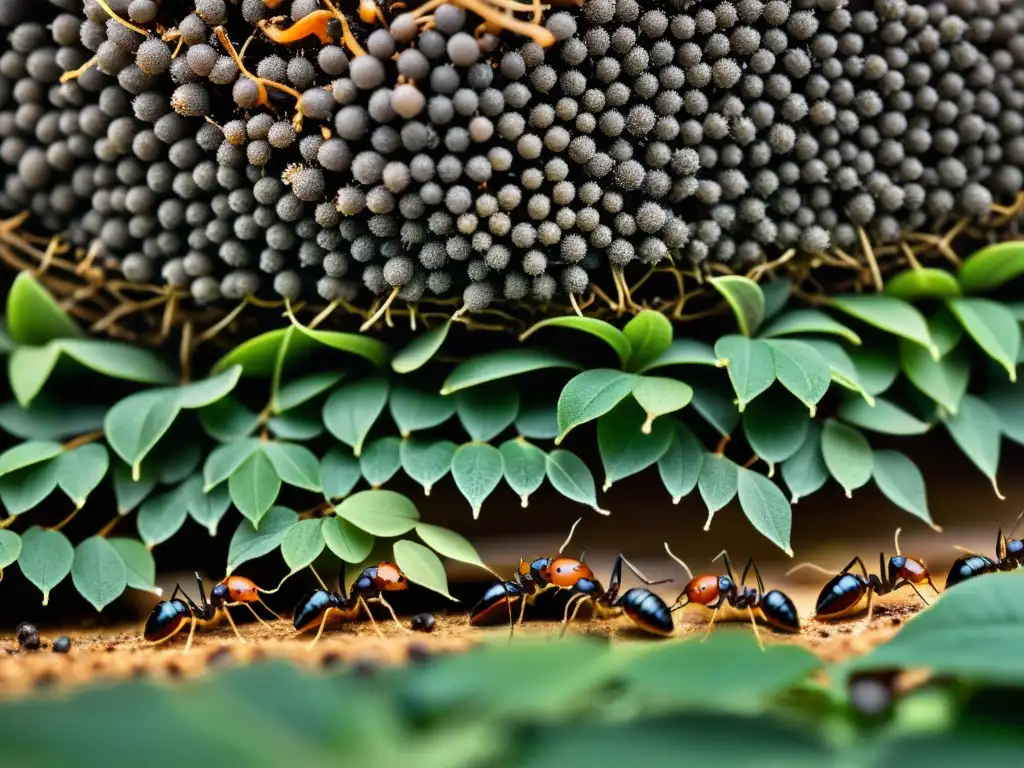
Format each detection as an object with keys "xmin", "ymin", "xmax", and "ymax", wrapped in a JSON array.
[
  {"xmin": 16, "ymin": 622, "xmax": 40, "ymax": 650},
  {"xmin": 410, "ymin": 613, "xmax": 436, "ymax": 632},
  {"xmin": 52, "ymin": 636, "xmax": 71, "ymax": 654}
]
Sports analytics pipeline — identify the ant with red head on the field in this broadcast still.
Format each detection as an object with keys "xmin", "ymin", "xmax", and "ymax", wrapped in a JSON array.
[
  {"xmin": 209, "ymin": 574, "xmax": 287, "ymax": 640},
  {"xmin": 663, "ymin": 544, "xmax": 800, "ymax": 647},
  {"xmin": 143, "ymin": 572, "xmax": 218, "ymax": 652},
  {"xmin": 787, "ymin": 528, "xmax": 939, "ymax": 624},
  {"xmin": 293, "ymin": 561, "xmax": 411, "ymax": 646},
  {"xmin": 945, "ymin": 512, "xmax": 1024, "ymax": 589}
]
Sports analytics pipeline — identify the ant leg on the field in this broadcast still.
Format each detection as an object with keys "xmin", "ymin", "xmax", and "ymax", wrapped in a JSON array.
[
  {"xmin": 504, "ymin": 583, "xmax": 515, "ymax": 643},
  {"xmin": 856, "ymin": 590, "xmax": 876, "ymax": 635},
  {"xmin": 516, "ymin": 592, "xmax": 529, "ymax": 627},
  {"xmin": 558, "ymin": 595, "xmax": 590, "ymax": 639},
  {"xmin": 356, "ymin": 597, "xmax": 384, "ymax": 637},
  {"xmin": 746, "ymin": 607, "xmax": 765, "ymax": 652},
  {"xmin": 997, "ymin": 528, "xmax": 1007, "ymax": 562},
  {"xmin": 925, "ymin": 575, "xmax": 940, "ymax": 597},
  {"xmin": 307, "ymin": 608, "xmax": 335, "ymax": 648},
  {"xmin": 904, "ymin": 582, "xmax": 930, "ymax": 607},
  {"xmin": 183, "ymin": 615, "xmax": 198, "ymax": 654},
  {"xmin": 222, "ymin": 606, "xmax": 247, "ymax": 642},
  {"xmin": 374, "ymin": 594, "xmax": 411, "ymax": 633},
  {"xmin": 242, "ymin": 601, "xmax": 273, "ymax": 628},
  {"xmin": 257, "ymin": 597, "xmax": 286, "ymax": 621},
  {"xmin": 616, "ymin": 554, "xmax": 674, "ymax": 586},
  {"xmin": 700, "ymin": 606, "xmax": 721, "ymax": 642}
]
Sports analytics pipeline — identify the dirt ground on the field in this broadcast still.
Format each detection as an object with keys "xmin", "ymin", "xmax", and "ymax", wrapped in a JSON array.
[{"xmin": 0, "ymin": 583, "xmax": 923, "ymax": 698}]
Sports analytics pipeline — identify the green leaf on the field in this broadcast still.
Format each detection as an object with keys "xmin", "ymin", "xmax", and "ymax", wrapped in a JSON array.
[
  {"xmin": 393, "ymin": 539, "xmax": 456, "ymax": 600},
  {"xmin": 710, "ymin": 275, "xmax": 765, "ymax": 337},
  {"xmin": 657, "ymin": 421, "xmax": 704, "ymax": 504},
  {"xmin": 285, "ymin": 315, "xmax": 392, "ymax": 368},
  {"xmin": 884, "ymin": 267, "xmax": 963, "ymax": 301},
  {"xmin": 820, "ymin": 419, "xmax": 873, "ymax": 497},
  {"xmin": 389, "ymin": 383, "xmax": 456, "ymax": 437},
  {"xmin": 984, "ymin": 381, "xmax": 1024, "ymax": 446},
  {"xmin": 698, "ymin": 454, "xmax": 739, "ymax": 528},
  {"xmin": 957, "ymin": 241, "xmax": 1024, "ymax": 294},
  {"xmin": 229, "ymin": 448, "xmax": 282, "ymax": 525},
  {"xmin": 322, "ymin": 377, "xmax": 390, "ymax": 456},
  {"xmin": 358, "ymin": 437, "xmax": 402, "ymax": 488},
  {"xmin": 929, "ymin": 307, "xmax": 965, "ymax": 357},
  {"xmin": 151, "ymin": 436, "xmax": 202, "ymax": 486},
  {"xmin": 830, "ymin": 295, "xmax": 938, "ymax": 359},
  {"xmin": 137, "ymin": 484, "xmax": 189, "ymax": 548},
  {"xmin": 399, "ymin": 438, "xmax": 456, "ymax": 496},
  {"xmin": 900, "ymin": 341, "xmax": 971, "ymax": 414},
  {"xmin": 597, "ymin": 399, "xmax": 673, "ymax": 490},
  {"xmin": 546, "ymin": 449, "xmax": 608, "ymax": 515},
  {"xmin": 54, "ymin": 443, "xmax": 108, "ymax": 509},
  {"xmin": 392, "ymin": 320, "xmax": 450, "ymax": 373},
  {"xmin": 6, "ymin": 272, "xmax": 84, "ymax": 345},
  {"xmin": 622, "ymin": 311, "xmax": 672, "ymax": 372},
  {"xmin": 0, "ymin": 458, "xmax": 60, "ymax": 515},
  {"xmin": 335, "ymin": 490, "xmax": 419, "ymax": 536},
  {"xmin": 513, "ymin": 400, "xmax": 559, "ymax": 440},
  {"xmin": 0, "ymin": 529, "xmax": 22, "ymax": 571},
  {"xmin": 175, "ymin": 366, "xmax": 244, "ymax": 409},
  {"xmin": 58, "ymin": 339, "xmax": 176, "ymax": 385},
  {"xmin": 630, "ymin": 376, "xmax": 693, "ymax": 431},
  {"xmin": 455, "ymin": 383, "xmax": 519, "ymax": 443},
  {"xmin": 211, "ymin": 328, "xmax": 317, "ymax": 377},
  {"xmin": 272, "ymin": 371, "xmax": 345, "ymax": 414},
  {"xmin": 742, "ymin": 392, "xmax": 810, "ymax": 465},
  {"xmin": 441, "ymin": 348, "xmax": 580, "ymax": 395},
  {"xmin": 519, "ymin": 317, "xmax": 631, "ymax": 367},
  {"xmin": 498, "ymin": 439, "xmax": 547, "ymax": 507},
  {"xmin": 0, "ymin": 440, "xmax": 62, "ymax": 477},
  {"xmin": 267, "ymin": 407, "xmax": 324, "ymax": 441},
  {"xmin": 198, "ymin": 396, "xmax": 260, "ymax": 443},
  {"xmin": 321, "ymin": 516, "xmax": 374, "ymax": 562},
  {"xmin": 764, "ymin": 340, "xmax": 831, "ymax": 414},
  {"xmin": 415, "ymin": 522, "xmax": 489, "ymax": 572},
  {"xmin": 8, "ymin": 344, "xmax": 61, "ymax": 406},
  {"xmin": 638, "ymin": 339, "xmax": 718, "ymax": 372},
  {"xmin": 761, "ymin": 277, "xmax": 791, "ymax": 321},
  {"xmin": 319, "ymin": 446, "xmax": 361, "ymax": 500},
  {"xmin": 949, "ymin": 298, "xmax": 1021, "ymax": 381},
  {"xmin": 203, "ymin": 438, "xmax": 262, "ymax": 491},
  {"xmin": 944, "ymin": 394, "xmax": 1003, "ymax": 497},
  {"xmin": 759, "ymin": 309, "xmax": 862, "ymax": 345},
  {"xmin": 781, "ymin": 423, "xmax": 829, "ymax": 504},
  {"xmin": 226, "ymin": 506, "xmax": 299, "ymax": 574},
  {"xmin": 796, "ymin": 339, "xmax": 873, "ymax": 404},
  {"xmin": 182, "ymin": 475, "xmax": 231, "ymax": 536},
  {"xmin": 689, "ymin": 378, "xmax": 740, "ymax": 436},
  {"xmin": 0, "ymin": 396, "xmax": 105, "ymax": 441},
  {"xmin": 849, "ymin": 571, "xmax": 1024, "ymax": 680},
  {"xmin": 847, "ymin": 343, "xmax": 900, "ymax": 396},
  {"xmin": 280, "ymin": 518, "xmax": 325, "ymax": 573},
  {"xmin": 108, "ymin": 538, "xmax": 160, "ymax": 595},
  {"xmin": 104, "ymin": 390, "xmax": 181, "ymax": 478},
  {"xmin": 17, "ymin": 527, "xmax": 73, "ymax": 605},
  {"xmin": 837, "ymin": 395, "xmax": 931, "ymax": 435},
  {"xmin": 0, "ymin": 322, "xmax": 10, "ymax": 355},
  {"xmin": 872, "ymin": 449, "xmax": 935, "ymax": 527},
  {"xmin": 555, "ymin": 369, "xmax": 636, "ymax": 443},
  {"xmin": 736, "ymin": 468, "xmax": 793, "ymax": 555},
  {"xmin": 451, "ymin": 443, "xmax": 504, "ymax": 519},
  {"xmin": 713, "ymin": 336, "xmax": 775, "ymax": 411},
  {"xmin": 71, "ymin": 537, "xmax": 127, "ymax": 611},
  {"xmin": 112, "ymin": 461, "xmax": 157, "ymax": 516},
  {"xmin": 263, "ymin": 441, "xmax": 321, "ymax": 492}
]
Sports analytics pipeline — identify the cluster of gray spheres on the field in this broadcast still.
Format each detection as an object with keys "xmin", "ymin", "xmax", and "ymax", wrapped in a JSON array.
[{"xmin": 1, "ymin": 0, "xmax": 1022, "ymax": 311}]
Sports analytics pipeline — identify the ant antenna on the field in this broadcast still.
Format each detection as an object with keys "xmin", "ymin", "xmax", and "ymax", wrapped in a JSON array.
[
  {"xmin": 1007, "ymin": 509, "xmax": 1024, "ymax": 539},
  {"xmin": 558, "ymin": 517, "xmax": 583, "ymax": 555},
  {"xmin": 894, "ymin": 527, "xmax": 902, "ymax": 556},
  {"xmin": 786, "ymin": 562, "xmax": 835, "ymax": 577},
  {"xmin": 663, "ymin": 542, "xmax": 693, "ymax": 581}
]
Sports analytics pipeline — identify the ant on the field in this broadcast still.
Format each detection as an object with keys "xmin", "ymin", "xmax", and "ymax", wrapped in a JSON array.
[
  {"xmin": 557, "ymin": 553, "xmax": 675, "ymax": 637},
  {"xmin": 143, "ymin": 572, "xmax": 218, "ymax": 652},
  {"xmin": 664, "ymin": 544, "xmax": 800, "ymax": 648},
  {"xmin": 209, "ymin": 575, "xmax": 286, "ymax": 639},
  {"xmin": 787, "ymin": 528, "xmax": 939, "ymax": 624},
  {"xmin": 293, "ymin": 561, "xmax": 411, "ymax": 646},
  {"xmin": 945, "ymin": 512, "xmax": 1024, "ymax": 589}
]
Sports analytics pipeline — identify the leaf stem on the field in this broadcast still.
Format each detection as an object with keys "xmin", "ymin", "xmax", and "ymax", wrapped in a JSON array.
[{"xmin": 62, "ymin": 430, "xmax": 104, "ymax": 451}]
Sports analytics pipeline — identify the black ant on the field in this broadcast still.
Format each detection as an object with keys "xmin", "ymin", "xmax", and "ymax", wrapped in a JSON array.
[
  {"xmin": 143, "ymin": 572, "xmax": 218, "ymax": 652},
  {"xmin": 293, "ymin": 561, "xmax": 411, "ymax": 646},
  {"xmin": 787, "ymin": 528, "xmax": 939, "ymax": 624},
  {"xmin": 945, "ymin": 512, "xmax": 1024, "ymax": 589},
  {"xmin": 664, "ymin": 544, "xmax": 800, "ymax": 648}
]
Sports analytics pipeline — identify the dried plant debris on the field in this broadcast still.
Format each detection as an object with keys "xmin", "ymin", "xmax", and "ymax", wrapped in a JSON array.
[{"xmin": 1, "ymin": 0, "xmax": 1023, "ymax": 313}]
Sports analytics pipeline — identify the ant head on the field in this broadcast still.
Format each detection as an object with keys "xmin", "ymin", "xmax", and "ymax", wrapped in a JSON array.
[
  {"xmin": 376, "ymin": 562, "xmax": 410, "ymax": 591},
  {"xmin": 210, "ymin": 583, "xmax": 230, "ymax": 607},
  {"xmin": 684, "ymin": 575, "xmax": 722, "ymax": 606},
  {"xmin": 1007, "ymin": 539, "xmax": 1024, "ymax": 559}
]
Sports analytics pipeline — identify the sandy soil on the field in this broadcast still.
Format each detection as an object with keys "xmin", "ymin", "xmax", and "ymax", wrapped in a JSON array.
[{"xmin": 0, "ymin": 584, "xmax": 923, "ymax": 698}]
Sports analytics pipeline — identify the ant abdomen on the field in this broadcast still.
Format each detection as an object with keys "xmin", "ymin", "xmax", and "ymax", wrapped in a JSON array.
[
  {"xmin": 814, "ymin": 573, "xmax": 867, "ymax": 619},
  {"xmin": 945, "ymin": 554, "xmax": 996, "ymax": 589},
  {"xmin": 619, "ymin": 588, "xmax": 674, "ymax": 637},
  {"xmin": 469, "ymin": 581, "xmax": 524, "ymax": 626},
  {"xmin": 759, "ymin": 590, "xmax": 800, "ymax": 633}
]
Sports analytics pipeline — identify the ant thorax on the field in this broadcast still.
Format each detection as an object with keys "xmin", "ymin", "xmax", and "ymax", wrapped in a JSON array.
[{"xmin": 729, "ymin": 584, "xmax": 760, "ymax": 609}]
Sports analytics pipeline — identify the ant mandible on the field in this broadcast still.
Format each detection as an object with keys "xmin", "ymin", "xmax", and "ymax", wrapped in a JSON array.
[
  {"xmin": 663, "ymin": 544, "xmax": 800, "ymax": 648},
  {"xmin": 143, "ymin": 572, "xmax": 218, "ymax": 652},
  {"xmin": 787, "ymin": 528, "xmax": 939, "ymax": 624},
  {"xmin": 293, "ymin": 561, "xmax": 412, "ymax": 646},
  {"xmin": 945, "ymin": 511, "xmax": 1024, "ymax": 589}
]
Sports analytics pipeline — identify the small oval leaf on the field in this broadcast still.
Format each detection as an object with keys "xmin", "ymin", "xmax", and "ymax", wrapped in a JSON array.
[
  {"xmin": 657, "ymin": 421, "xmax": 704, "ymax": 504},
  {"xmin": 18, "ymin": 527, "xmax": 74, "ymax": 605},
  {"xmin": 392, "ymin": 321, "xmax": 451, "ymax": 374},
  {"xmin": 736, "ymin": 469, "xmax": 793, "ymax": 555},
  {"xmin": 872, "ymin": 450, "xmax": 935, "ymax": 527},
  {"xmin": 335, "ymin": 490, "xmax": 419, "ymax": 536},
  {"xmin": 400, "ymin": 438, "xmax": 456, "ymax": 496},
  {"xmin": 393, "ymin": 539, "xmax": 457, "ymax": 601},
  {"xmin": 781, "ymin": 423, "xmax": 829, "ymax": 504},
  {"xmin": 137, "ymin": 484, "xmax": 189, "ymax": 548},
  {"xmin": 451, "ymin": 443, "xmax": 504, "ymax": 519},
  {"xmin": 499, "ymin": 439, "xmax": 547, "ymax": 507},
  {"xmin": 546, "ymin": 449, "xmax": 607, "ymax": 515},
  {"xmin": 104, "ymin": 390, "xmax": 181, "ymax": 476},
  {"xmin": 263, "ymin": 441, "xmax": 322, "ymax": 492},
  {"xmin": 108, "ymin": 537, "xmax": 160, "ymax": 595},
  {"xmin": 759, "ymin": 309, "xmax": 862, "ymax": 345},
  {"xmin": 742, "ymin": 392, "xmax": 810, "ymax": 465},
  {"xmin": 6, "ymin": 272, "xmax": 84, "ymax": 345},
  {"xmin": 54, "ymin": 443, "xmax": 109, "ymax": 509},
  {"xmin": 280, "ymin": 518, "xmax": 326, "ymax": 573},
  {"xmin": 273, "ymin": 371, "xmax": 346, "ymax": 414},
  {"xmin": 630, "ymin": 376, "xmax": 693, "ymax": 431},
  {"xmin": 0, "ymin": 529, "xmax": 22, "ymax": 571},
  {"xmin": 320, "ymin": 446, "xmax": 362, "ymax": 500},
  {"xmin": 883, "ymin": 268, "xmax": 963, "ymax": 301},
  {"xmin": 203, "ymin": 438, "xmax": 262, "ymax": 491},
  {"xmin": 322, "ymin": 377, "xmax": 390, "ymax": 456},
  {"xmin": 837, "ymin": 395, "xmax": 931, "ymax": 436},
  {"xmin": 830, "ymin": 295, "xmax": 938, "ymax": 359},
  {"xmin": 597, "ymin": 399, "xmax": 673, "ymax": 490},
  {"xmin": 514, "ymin": 401, "xmax": 559, "ymax": 440},
  {"xmin": 764, "ymin": 340, "xmax": 831, "ymax": 414},
  {"xmin": 948, "ymin": 298, "xmax": 1021, "ymax": 382},
  {"xmin": 710, "ymin": 276, "xmax": 765, "ymax": 337},
  {"xmin": 415, "ymin": 522, "xmax": 490, "ymax": 573},
  {"xmin": 820, "ymin": 419, "xmax": 873, "ymax": 497},
  {"xmin": 0, "ymin": 440, "xmax": 63, "ymax": 478},
  {"xmin": 228, "ymin": 448, "xmax": 282, "ymax": 525},
  {"xmin": 441, "ymin": 348, "xmax": 580, "ymax": 395},
  {"xmin": 359, "ymin": 436, "xmax": 402, "ymax": 488},
  {"xmin": 714, "ymin": 336, "xmax": 775, "ymax": 411},
  {"xmin": 322, "ymin": 516, "xmax": 375, "ymax": 563},
  {"xmin": 71, "ymin": 537, "xmax": 128, "ymax": 611},
  {"xmin": 957, "ymin": 241, "xmax": 1024, "ymax": 294},
  {"xmin": 456, "ymin": 384, "xmax": 519, "ymax": 443},
  {"xmin": 623, "ymin": 311, "xmax": 673, "ymax": 372},
  {"xmin": 944, "ymin": 394, "xmax": 1003, "ymax": 498},
  {"xmin": 638, "ymin": 339, "xmax": 718, "ymax": 372},
  {"xmin": 226, "ymin": 506, "xmax": 299, "ymax": 574},
  {"xmin": 183, "ymin": 475, "xmax": 231, "ymax": 537},
  {"xmin": 389, "ymin": 383, "xmax": 456, "ymax": 437},
  {"xmin": 556, "ymin": 369, "xmax": 637, "ymax": 443},
  {"xmin": 698, "ymin": 454, "xmax": 739, "ymax": 529},
  {"xmin": 519, "ymin": 317, "xmax": 632, "ymax": 367}
]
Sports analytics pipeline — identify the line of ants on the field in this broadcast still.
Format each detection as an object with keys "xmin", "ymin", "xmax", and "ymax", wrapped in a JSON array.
[{"xmin": 143, "ymin": 514, "xmax": 1024, "ymax": 651}]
